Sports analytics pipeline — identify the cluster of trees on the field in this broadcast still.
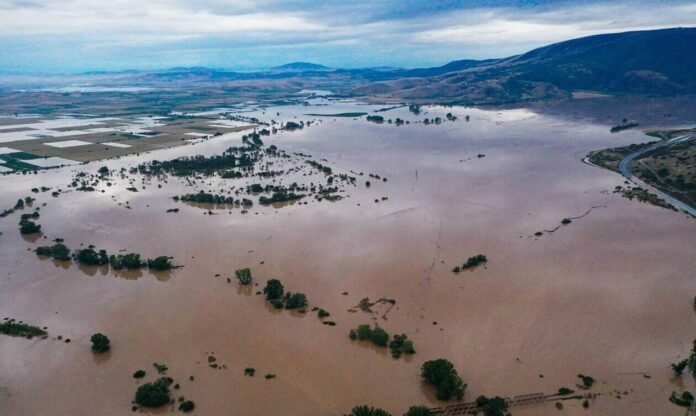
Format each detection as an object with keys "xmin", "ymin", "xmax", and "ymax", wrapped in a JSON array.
[
  {"xmin": 263, "ymin": 279, "xmax": 308, "ymax": 310},
  {"xmin": 19, "ymin": 217, "xmax": 41, "ymax": 234},
  {"xmin": 610, "ymin": 121, "xmax": 639, "ymax": 133},
  {"xmin": 35, "ymin": 243, "xmax": 71, "ymax": 261},
  {"xmin": 135, "ymin": 377, "xmax": 173, "ymax": 408},
  {"xmin": 0, "ymin": 319, "xmax": 47, "ymax": 339},
  {"xmin": 90, "ymin": 333, "xmax": 110, "ymax": 353},
  {"xmin": 366, "ymin": 115, "xmax": 385, "ymax": 123},
  {"xmin": 346, "ymin": 405, "xmax": 432, "ymax": 416},
  {"xmin": 36, "ymin": 244, "xmax": 173, "ymax": 271},
  {"xmin": 348, "ymin": 324, "xmax": 416, "ymax": 358},
  {"xmin": 452, "ymin": 254, "xmax": 488, "ymax": 273},
  {"xmin": 138, "ymin": 149, "xmax": 258, "ymax": 177},
  {"xmin": 283, "ymin": 121, "xmax": 303, "ymax": 130},
  {"xmin": 306, "ymin": 160, "xmax": 333, "ymax": 175},
  {"xmin": 446, "ymin": 113, "xmax": 458, "ymax": 121},
  {"xmin": 421, "ymin": 359, "xmax": 466, "ymax": 401},
  {"xmin": 176, "ymin": 192, "xmax": 252, "ymax": 207},
  {"xmin": 259, "ymin": 191, "xmax": 305, "ymax": 205}
]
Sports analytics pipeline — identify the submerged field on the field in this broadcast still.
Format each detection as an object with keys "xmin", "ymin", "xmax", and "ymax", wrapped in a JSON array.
[{"xmin": 0, "ymin": 100, "xmax": 694, "ymax": 416}]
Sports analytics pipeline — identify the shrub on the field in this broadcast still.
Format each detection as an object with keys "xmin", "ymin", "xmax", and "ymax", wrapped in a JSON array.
[
  {"xmin": 90, "ymin": 333, "xmax": 110, "ymax": 353},
  {"xmin": 179, "ymin": 400, "xmax": 195, "ymax": 412},
  {"xmin": 263, "ymin": 279, "xmax": 284, "ymax": 300},
  {"xmin": 318, "ymin": 309, "xmax": 330, "ymax": 318},
  {"xmin": 133, "ymin": 370, "xmax": 146, "ymax": 378},
  {"xmin": 557, "ymin": 387, "xmax": 574, "ymax": 395},
  {"xmin": 244, "ymin": 368, "xmax": 255, "ymax": 376},
  {"xmin": 134, "ymin": 377, "xmax": 172, "ymax": 408},
  {"xmin": 349, "ymin": 330, "xmax": 357, "ymax": 340},
  {"xmin": 421, "ymin": 359, "xmax": 466, "ymax": 401},
  {"xmin": 235, "ymin": 268, "xmax": 253, "ymax": 285}
]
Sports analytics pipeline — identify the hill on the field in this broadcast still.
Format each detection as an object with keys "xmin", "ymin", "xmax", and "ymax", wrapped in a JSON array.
[
  {"xmin": 351, "ymin": 27, "xmax": 696, "ymax": 104},
  {"xmin": 271, "ymin": 62, "xmax": 330, "ymax": 71}
]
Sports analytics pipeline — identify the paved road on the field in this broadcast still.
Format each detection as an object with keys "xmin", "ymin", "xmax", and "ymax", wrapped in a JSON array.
[{"xmin": 616, "ymin": 133, "xmax": 696, "ymax": 217}]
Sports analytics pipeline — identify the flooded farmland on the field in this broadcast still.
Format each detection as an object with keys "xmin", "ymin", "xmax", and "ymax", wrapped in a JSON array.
[{"xmin": 0, "ymin": 101, "xmax": 694, "ymax": 416}]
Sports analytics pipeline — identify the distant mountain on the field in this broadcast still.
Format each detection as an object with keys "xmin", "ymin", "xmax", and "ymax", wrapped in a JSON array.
[
  {"xmin": 271, "ymin": 62, "xmax": 330, "ymax": 71},
  {"xmin": 351, "ymin": 27, "xmax": 696, "ymax": 103}
]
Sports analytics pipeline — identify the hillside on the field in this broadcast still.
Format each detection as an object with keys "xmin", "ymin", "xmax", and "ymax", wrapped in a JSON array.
[{"xmin": 351, "ymin": 27, "xmax": 696, "ymax": 104}]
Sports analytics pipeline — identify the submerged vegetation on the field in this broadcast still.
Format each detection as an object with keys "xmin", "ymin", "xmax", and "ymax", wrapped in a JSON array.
[
  {"xmin": 452, "ymin": 254, "xmax": 487, "ymax": 273},
  {"xmin": 0, "ymin": 319, "xmax": 47, "ymax": 339},
  {"xmin": 348, "ymin": 324, "xmax": 415, "ymax": 358},
  {"xmin": 35, "ymin": 243, "xmax": 71, "ymax": 261}
]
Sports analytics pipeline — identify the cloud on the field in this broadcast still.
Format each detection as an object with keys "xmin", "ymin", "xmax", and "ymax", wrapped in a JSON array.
[{"xmin": 0, "ymin": 0, "xmax": 693, "ymax": 72}]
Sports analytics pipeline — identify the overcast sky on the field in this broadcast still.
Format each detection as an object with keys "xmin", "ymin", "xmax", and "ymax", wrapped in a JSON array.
[{"xmin": 0, "ymin": 0, "xmax": 693, "ymax": 73}]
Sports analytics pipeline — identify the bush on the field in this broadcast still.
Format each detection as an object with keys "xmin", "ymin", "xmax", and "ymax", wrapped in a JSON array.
[
  {"xmin": 133, "ymin": 370, "xmax": 146, "ymax": 378},
  {"xmin": 349, "ymin": 405, "xmax": 392, "ymax": 416},
  {"xmin": 557, "ymin": 387, "xmax": 574, "ymax": 395},
  {"xmin": 147, "ymin": 256, "xmax": 173, "ymax": 270},
  {"xmin": 90, "ymin": 333, "xmax": 110, "ymax": 353},
  {"xmin": 263, "ymin": 279, "xmax": 284, "ymax": 300},
  {"xmin": 421, "ymin": 359, "xmax": 466, "ymax": 401},
  {"xmin": 404, "ymin": 405, "xmax": 431, "ymax": 416},
  {"xmin": 179, "ymin": 400, "xmax": 195, "ymax": 412},
  {"xmin": 135, "ymin": 377, "xmax": 172, "ymax": 407},
  {"xmin": 235, "ymin": 268, "xmax": 253, "ymax": 285},
  {"xmin": 318, "ymin": 309, "xmax": 330, "ymax": 318}
]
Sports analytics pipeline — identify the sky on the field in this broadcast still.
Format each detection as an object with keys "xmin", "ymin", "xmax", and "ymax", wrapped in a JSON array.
[{"xmin": 0, "ymin": 0, "xmax": 694, "ymax": 74}]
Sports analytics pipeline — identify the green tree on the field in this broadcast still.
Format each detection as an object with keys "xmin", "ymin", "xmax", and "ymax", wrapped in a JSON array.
[
  {"xmin": 235, "ymin": 268, "xmax": 253, "ymax": 285},
  {"xmin": 370, "ymin": 327, "xmax": 390, "ymax": 347},
  {"xmin": 135, "ymin": 377, "xmax": 172, "ymax": 407},
  {"xmin": 421, "ymin": 359, "xmax": 466, "ymax": 401},
  {"xmin": 285, "ymin": 292, "xmax": 308, "ymax": 309},
  {"xmin": 90, "ymin": 333, "xmax": 110, "ymax": 353},
  {"xmin": 263, "ymin": 279, "xmax": 284, "ymax": 300},
  {"xmin": 147, "ymin": 256, "xmax": 173, "ymax": 270},
  {"xmin": 355, "ymin": 324, "xmax": 372, "ymax": 341}
]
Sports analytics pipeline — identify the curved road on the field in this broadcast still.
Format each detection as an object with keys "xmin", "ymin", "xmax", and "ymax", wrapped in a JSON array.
[{"xmin": 616, "ymin": 133, "xmax": 696, "ymax": 217}]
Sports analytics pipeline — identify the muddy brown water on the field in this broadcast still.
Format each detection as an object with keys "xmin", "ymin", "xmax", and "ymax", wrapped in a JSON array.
[{"xmin": 0, "ymin": 105, "xmax": 694, "ymax": 416}]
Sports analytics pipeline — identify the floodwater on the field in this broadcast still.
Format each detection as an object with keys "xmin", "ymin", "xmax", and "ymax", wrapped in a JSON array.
[{"xmin": 0, "ymin": 103, "xmax": 694, "ymax": 416}]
